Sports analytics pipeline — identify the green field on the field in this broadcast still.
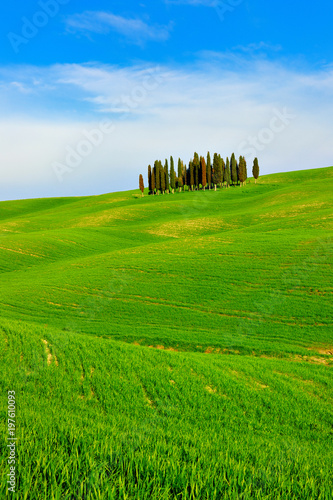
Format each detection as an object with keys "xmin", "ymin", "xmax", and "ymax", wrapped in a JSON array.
[{"xmin": 1, "ymin": 167, "xmax": 333, "ymax": 499}]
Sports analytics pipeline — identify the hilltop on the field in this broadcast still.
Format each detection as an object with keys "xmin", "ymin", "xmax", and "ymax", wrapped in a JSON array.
[
  {"xmin": 0, "ymin": 166, "xmax": 332, "ymax": 499},
  {"xmin": 0, "ymin": 166, "xmax": 332, "ymax": 354}
]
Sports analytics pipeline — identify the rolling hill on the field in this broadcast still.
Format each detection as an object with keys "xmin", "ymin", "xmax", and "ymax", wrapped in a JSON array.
[{"xmin": 1, "ymin": 167, "xmax": 332, "ymax": 499}]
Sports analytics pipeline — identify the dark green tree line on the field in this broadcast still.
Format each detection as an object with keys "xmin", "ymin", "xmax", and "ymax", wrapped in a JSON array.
[{"xmin": 141, "ymin": 153, "xmax": 259, "ymax": 195}]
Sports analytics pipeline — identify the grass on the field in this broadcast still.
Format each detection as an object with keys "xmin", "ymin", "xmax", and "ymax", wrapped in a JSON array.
[{"xmin": 0, "ymin": 167, "xmax": 332, "ymax": 499}]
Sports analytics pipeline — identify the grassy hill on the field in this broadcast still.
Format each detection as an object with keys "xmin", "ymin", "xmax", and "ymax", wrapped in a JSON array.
[{"xmin": 1, "ymin": 167, "xmax": 332, "ymax": 499}]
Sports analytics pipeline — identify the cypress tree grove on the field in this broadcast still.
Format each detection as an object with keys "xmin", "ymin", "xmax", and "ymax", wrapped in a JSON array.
[
  {"xmin": 253, "ymin": 157, "xmax": 260, "ymax": 183},
  {"xmin": 148, "ymin": 165, "xmax": 152, "ymax": 193},
  {"xmin": 189, "ymin": 160, "xmax": 194, "ymax": 191},
  {"xmin": 164, "ymin": 159, "xmax": 170, "ymax": 194},
  {"xmin": 154, "ymin": 160, "xmax": 160, "ymax": 195},
  {"xmin": 193, "ymin": 153, "xmax": 200, "ymax": 190},
  {"xmin": 200, "ymin": 156, "xmax": 207, "ymax": 190},
  {"xmin": 139, "ymin": 174, "xmax": 144, "ymax": 197},
  {"xmin": 231, "ymin": 153, "xmax": 238, "ymax": 186},
  {"xmin": 212, "ymin": 153, "xmax": 222, "ymax": 191},
  {"xmin": 142, "ymin": 151, "xmax": 251, "ymax": 196},
  {"xmin": 238, "ymin": 156, "xmax": 246, "ymax": 187},
  {"xmin": 225, "ymin": 157, "xmax": 231, "ymax": 188},
  {"xmin": 160, "ymin": 160, "xmax": 166, "ymax": 194},
  {"xmin": 170, "ymin": 156, "xmax": 176, "ymax": 194},
  {"xmin": 207, "ymin": 152, "xmax": 212, "ymax": 189}
]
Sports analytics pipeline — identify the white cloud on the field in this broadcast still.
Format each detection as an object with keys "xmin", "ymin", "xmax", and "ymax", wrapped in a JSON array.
[
  {"xmin": 65, "ymin": 11, "xmax": 171, "ymax": 44},
  {"xmin": 232, "ymin": 42, "xmax": 282, "ymax": 54},
  {"xmin": 0, "ymin": 57, "xmax": 333, "ymax": 200},
  {"xmin": 9, "ymin": 81, "xmax": 33, "ymax": 94}
]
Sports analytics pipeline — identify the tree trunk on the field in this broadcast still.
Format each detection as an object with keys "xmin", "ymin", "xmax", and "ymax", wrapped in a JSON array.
[
  {"xmin": 255, "ymin": 179, "xmax": 257, "ymax": 184},
  {"xmin": 214, "ymin": 184, "xmax": 217, "ymax": 191}
]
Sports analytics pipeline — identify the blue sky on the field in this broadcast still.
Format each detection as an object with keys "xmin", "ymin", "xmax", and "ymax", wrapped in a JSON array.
[{"xmin": 1, "ymin": 0, "xmax": 333, "ymax": 200}]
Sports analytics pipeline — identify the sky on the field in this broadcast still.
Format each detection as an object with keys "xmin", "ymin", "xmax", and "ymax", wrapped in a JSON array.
[{"xmin": 1, "ymin": 0, "xmax": 333, "ymax": 200}]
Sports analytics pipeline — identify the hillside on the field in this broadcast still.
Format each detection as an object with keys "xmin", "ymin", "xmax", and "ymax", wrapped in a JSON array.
[{"xmin": 1, "ymin": 167, "xmax": 333, "ymax": 499}]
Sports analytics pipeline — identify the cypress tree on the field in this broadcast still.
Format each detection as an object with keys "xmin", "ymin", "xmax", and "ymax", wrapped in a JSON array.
[
  {"xmin": 221, "ymin": 157, "xmax": 225, "ymax": 188},
  {"xmin": 160, "ymin": 160, "xmax": 166, "ymax": 194},
  {"xmin": 154, "ymin": 160, "xmax": 160, "ymax": 195},
  {"xmin": 212, "ymin": 153, "xmax": 222, "ymax": 191},
  {"xmin": 164, "ymin": 159, "xmax": 170, "ymax": 194},
  {"xmin": 189, "ymin": 160, "xmax": 194, "ymax": 191},
  {"xmin": 242, "ymin": 156, "xmax": 247, "ymax": 184},
  {"xmin": 236, "ymin": 157, "xmax": 239, "ymax": 184},
  {"xmin": 224, "ymin": 157, "xmax": 231, "ymax": 187},
  {"xmin": 183, "ymin": 162, "xmax": 187, "ymax": 190},
  {"xmin": 238, "ymin": 156, "xmax": 246, "ymax": 187},
  {"xmin": 207, "ymin": 152, "xmax": 212, "ymax": 189},
  {"xmin": 201, "ymin": 156, "xmax": 207, "ymax": 190},
  {"xmin": 253, "ymin": 157, "xmax": 259, "ymax": 184},
  {"xmin": 148, "ymin": 165, "xmax": 152, "ymax": 193},
  {"xmin": 230, "ymin": 153, "xmax": 238, "ymax": 186},
  {"xmin": 139, "ymin": 174, "xmax": 144, "ymax": 197},
  {"xmin": 151, "ymin": 168, "xmax": 156, "ymax": 194},
  {"xmin": 177, "ymin": 175, "xmax": 183, "ymax": 192},
  {"xmin": 170, "ymin": 156, "xmax": 176, "ymax": 194},
  {"xmin": 193, "ymin": 153, "xmax": 200, "ymax": 190},
  {"xmin": 177, "ymin": 158, "xmax": 182, "ymax": 191}
]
